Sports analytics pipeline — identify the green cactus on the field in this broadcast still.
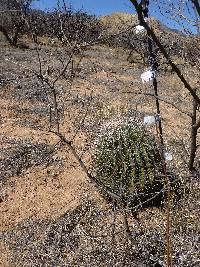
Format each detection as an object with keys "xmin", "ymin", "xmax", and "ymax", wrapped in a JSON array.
[{"xmin": 93, "ymin": 123, "xmax": 164, "ymax": 207}]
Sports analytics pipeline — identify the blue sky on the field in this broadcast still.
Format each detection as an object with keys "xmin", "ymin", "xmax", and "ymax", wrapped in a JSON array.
[
  {"xmin": 32, "ymin": 0, "xmax": 198, "ymax": 33},
  {"xmin": 32, "ymin": 0, "xmax": 136, "ymax": 15}
]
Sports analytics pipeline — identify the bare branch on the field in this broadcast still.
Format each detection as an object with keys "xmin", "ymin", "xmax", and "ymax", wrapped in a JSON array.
[
  {"xmin": 123, "ymin": 90, "xmax": 193, "ymax": 118},
  {"xmin": 192, "ymin": 0, "xmax": 200, "ymax": 17},
  {"xmin": 129, "ymin": 0, "xmax": 200, "ymax": 105}
]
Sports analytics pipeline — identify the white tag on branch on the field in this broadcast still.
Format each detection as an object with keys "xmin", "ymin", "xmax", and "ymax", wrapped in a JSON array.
[
  {"xmin": 135, "ymin": 25, "xmax": 145, "ymax": 34},
  {"xmin": 164, "ymin": 152, "xmax": 173, "ymax": 161},
  {"xmin": 141, "ymin": 70, "xmax": 156, "ymax": 83},
  {"xmin": 144, "ymin": 116, "xmax": 155, "ymax": 125}
]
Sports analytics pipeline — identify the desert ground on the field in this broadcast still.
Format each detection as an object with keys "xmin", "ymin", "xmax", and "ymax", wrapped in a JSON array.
[{"xmin": 0, "ymin": 24, "xmax": 199, "ymax": 266}]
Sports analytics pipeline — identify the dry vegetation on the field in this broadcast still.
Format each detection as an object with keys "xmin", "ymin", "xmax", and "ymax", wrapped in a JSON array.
[{"xmin": 0, "ymin": 1, "xmax": 200, "ymax": 266}]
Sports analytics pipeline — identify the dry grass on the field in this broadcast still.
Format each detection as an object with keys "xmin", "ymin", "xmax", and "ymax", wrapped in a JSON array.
[{"xmin": 0, "ymin": 34, "xmax": 199, "ymax": 266}]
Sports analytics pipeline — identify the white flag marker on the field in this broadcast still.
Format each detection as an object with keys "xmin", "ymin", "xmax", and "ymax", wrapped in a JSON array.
[
  {"xmin": 141, "ymin": 70, "xmax": 156, "ymax": 83},
  {"xmin": 164, "ymin": 152, "xmax": 173, "ymax": 161},
  {"xmin": 144, "ymin": 116, "xmax": 156, "ymax": 125},
  {"xmin": 135, "ymin": 25, "xmax": 145, "ymax": 34}
]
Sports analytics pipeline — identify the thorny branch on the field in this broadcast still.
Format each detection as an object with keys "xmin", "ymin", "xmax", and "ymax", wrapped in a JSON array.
[
  {"xmin": 130, "ymin": 0, "xmax": 200, "ymax": 106},
  {"xmin": 124, "ymin": 90, "xmax": 193, "ymax": 118},
  {"xmin": 192, "ymin": 0, "xmax": 200, "ymax": 17}
]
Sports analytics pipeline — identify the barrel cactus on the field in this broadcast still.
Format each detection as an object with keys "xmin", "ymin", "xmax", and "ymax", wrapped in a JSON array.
[{"xmin": 93, "ymin": 123, "xmax": 164, "ymax": 208}]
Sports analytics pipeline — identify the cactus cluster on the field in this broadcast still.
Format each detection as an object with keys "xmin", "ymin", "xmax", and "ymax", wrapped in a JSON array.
[{"xmin": 93, "ymin": 123, "xmax": 164, "ymax": 207}]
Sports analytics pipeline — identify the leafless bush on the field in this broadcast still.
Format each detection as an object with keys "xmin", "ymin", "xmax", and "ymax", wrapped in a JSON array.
[
  {"xmin": 0, "ymin": 0, "xmax": 33, "ymax": 46},
  {"xmin": 28, "ymin": 7, "xmax": 103, "ymax": 46},
  {"xmin": 0, "ymin": 1, "xmax": 199, "ymax": 266}
]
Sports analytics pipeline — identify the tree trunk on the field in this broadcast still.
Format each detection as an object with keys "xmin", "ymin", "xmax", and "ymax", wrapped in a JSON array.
[
  {"xmin": 189, "ymin": 93, "xmax": 198, "ymax": 171},
  {"xmin": 0, "ymin": 25, "xmax": 14, "ymax": 46}
]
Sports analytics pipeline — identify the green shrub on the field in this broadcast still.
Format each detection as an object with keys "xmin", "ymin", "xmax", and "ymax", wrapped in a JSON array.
[{"xmin": 93, "ymin": 123, "xmax": 164, "ymax": 208}]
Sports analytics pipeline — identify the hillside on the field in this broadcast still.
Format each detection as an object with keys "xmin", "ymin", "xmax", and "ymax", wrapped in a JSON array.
[
  {"xmin": 0, "ymin": 11, "xmax": 200, "ymax": 267},
  {"xmin": 100, "ymin": 12, "xmax": 183, "ymax": 35}
]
